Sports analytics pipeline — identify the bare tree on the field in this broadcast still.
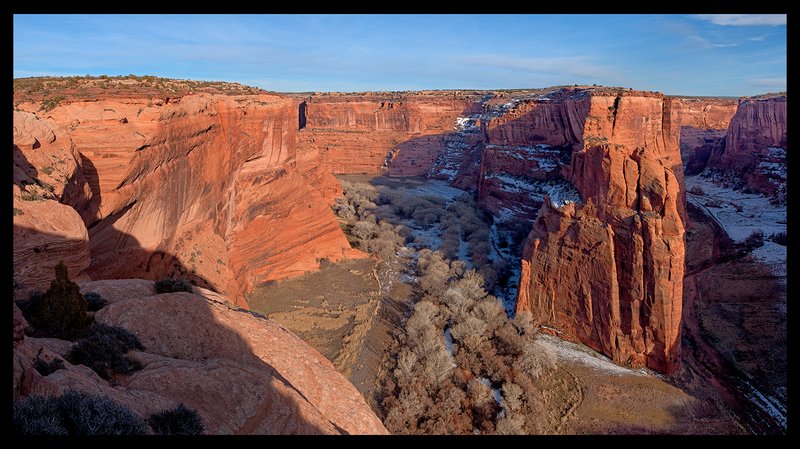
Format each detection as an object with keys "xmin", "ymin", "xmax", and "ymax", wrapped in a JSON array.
[{"xmin": 519, "ymin": 340, "xmax": 557, "ymax": 379}]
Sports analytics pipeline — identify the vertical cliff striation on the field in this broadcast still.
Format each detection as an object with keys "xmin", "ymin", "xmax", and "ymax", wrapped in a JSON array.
[
  {"xmin": 296, "ymin": 92, "xmax": 484, "ymax": 178},
  {"xmin": 15, "ymin": 94, "xmax": 362, "ymax": 306},
  {"xmin": 514, "ymin": 89, "xmax": 686, "ymax": 374},
  {"xmin": 675, "ymin": 98, "xmax": 738, "ymax": 175},
  {"xmin": 705, "ymin": 94, "xmax": 787, "ymax": 201},
  {"xmin": 477, "ymin": 89, "xmax": 587, "ymax": 222}
]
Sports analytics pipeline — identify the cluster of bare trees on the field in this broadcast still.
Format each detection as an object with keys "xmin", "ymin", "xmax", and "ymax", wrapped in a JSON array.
[
  {"xmin": 334, "ymin": 181, "xmax": 408, "ymax": 260},
  {"xmin": 382, "ymin": 249, "xmax": 556, "ymax": 435},
  {"xmin": 334, "ymin": 181, "xmax": 513, "ymax": 293},
  {"xmin": 332, "ymin": 181, "xmax": 557, "ymax": 433}
]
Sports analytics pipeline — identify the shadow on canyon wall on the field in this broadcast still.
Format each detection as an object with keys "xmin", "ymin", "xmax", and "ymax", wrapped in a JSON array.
[{"xmin": 12, "ymin": 223, "xmax": 342, "ymax": 434}]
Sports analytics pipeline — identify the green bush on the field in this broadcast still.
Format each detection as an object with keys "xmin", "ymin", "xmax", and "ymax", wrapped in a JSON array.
[
  {"xmin": 25, "ymin": 262, "xmax": 89, "ymax": 339},
  {"xmin": 154, "ymin": 278, "xmax": 193, "ymax": 294},
  {"xmin": 69, "ymin": 324, "xmax": 144, "ymax": 379},
  {"xmin": 148, "ymin": 404, "xmax": 205, "ymax": 435},
  {"xmin": 13, "ymin": 390, "xmax": 149, "ymax": 435},
  {"xmin": 83, "ymin": 292, "xmax": 107, "ymax": 312},
  {"xmin": 34, "ymin": 354, "xmax": 65, "ymax": 376}
]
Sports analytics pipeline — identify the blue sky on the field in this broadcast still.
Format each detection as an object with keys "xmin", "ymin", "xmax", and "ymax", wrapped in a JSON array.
[{"xmin": 13, "ymin": 14, "xmax": 786, "ymax": 96}]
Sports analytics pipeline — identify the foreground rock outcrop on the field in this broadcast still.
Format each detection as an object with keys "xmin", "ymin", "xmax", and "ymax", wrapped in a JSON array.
[
  {"xmin": 15, "ymin": 94, "xmax": 362, "ymax": 305},
  {"xmin": 12, "ymin": 280, "xmax": 388, "ymax": 435},
  {"xmin": 513, "ymin": 89, "xmax": 686, "ymax": 374}
]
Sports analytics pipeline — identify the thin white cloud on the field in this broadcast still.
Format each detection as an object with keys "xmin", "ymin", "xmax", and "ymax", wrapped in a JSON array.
[
  {"xmin": 692, "ymin": 14, "xmax": 786, "ymax": 26},
  {"xmin": 749, "ymin": 34, "xmax": 768, "ymax": 42},
  {"xmin": 456, "ymin": 54, "xmax": 616, "ymax": 79},
  {"xmin": 686, "ymin": 34, "xmax": 738, "ymax": 49}
]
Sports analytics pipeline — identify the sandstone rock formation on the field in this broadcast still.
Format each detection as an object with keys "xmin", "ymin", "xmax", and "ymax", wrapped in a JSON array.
[
  {"xmin": 477, "ymin": 90, "xmax": 584, "ymax": 221},
  {"xmin": 297, "ymin": 92, "xmax": 483, "ymax": 178},
  {"xmin": 15, "ymin": 94, "xmax": 362, "ymax": 306},
  {"xmin": 13, "ymin": 111, "xmax": 92, "ymax": 295},
  {"xmin": 706, "ymin": 95, "xmax": 787, "ymax": 200},
  {"xmin": 513, "ymin": 89, "xmax": 686, "ymax": 374},
  {"xmin": 675, "ymin": 98, "xmax": 738, "ymax": 175},
  {"xmin": 12, "ymin": 280, "xmax": 388, "ymax": 434}
]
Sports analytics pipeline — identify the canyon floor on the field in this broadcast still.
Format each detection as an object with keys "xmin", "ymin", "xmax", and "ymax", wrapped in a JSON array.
[{"xmin": 246, "ymin": 175, "xmax": 780, "ymax": 434}]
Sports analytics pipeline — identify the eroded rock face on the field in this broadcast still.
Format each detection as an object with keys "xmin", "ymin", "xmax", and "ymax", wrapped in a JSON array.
[
  {"xmin": 675, "ymin": 98, "xmax": 738, "ymax": 175},
  {"xmin": 18, "ymin": 95, "xmax": 361, "ymax": 305},
  {"xmin": 514, "ymin": 90, "xmax": 686, "ymax": 374},
  {"xmin": 706, "ymin": 95, "xmax": 787, "ymax": 200},
  {"xmin": 12, "ymin": 280, "xmax": 388, "ymax": 435},
  {"xmin": 476, "ymin": 90, "xmax": 589, "ymax": 223},
  {"xmin": 298, "ymin": 92, "xmax": 483, "ymax": 177},
  {"xmin": 13, "ymin": 111, "xmax": 92, "ymax": 295}
]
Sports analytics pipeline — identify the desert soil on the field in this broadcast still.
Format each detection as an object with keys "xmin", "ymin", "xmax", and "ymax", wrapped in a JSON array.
[{"xmin": 247, "ymin": 252, "xmax": 415, "ymax": 411}]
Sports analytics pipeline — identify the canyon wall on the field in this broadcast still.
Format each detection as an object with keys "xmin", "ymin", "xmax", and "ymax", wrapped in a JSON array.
[
  {"xmin": 477, "ymin": 91, "xmax": 586, "ymax": 222},
  {"xmin": 13, "ymin": 111, "xmax": 92, "ymax": 295},
  {"xmin": 297, "ymin": 92, "xmax": 484, "ymax": 179},
  {"xmin": 513, "ymin": 89, "xmax": 686, "ymax": 373},
  {"xmin": 706, "ymin": 95, "xmax": 787, "ymax": 200},
  {"xmin": 675, "ymin": 98, "xmax": 738, "ymax": 175},
  {"xmin": 14, "ymin": 94, "xmax": 362, "ymax": 306}
]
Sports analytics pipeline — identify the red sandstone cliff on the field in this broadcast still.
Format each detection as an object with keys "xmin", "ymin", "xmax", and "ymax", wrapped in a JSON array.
[
  {"xmin": 297, "ymin": 92, "xmax": 483, "ymax": 178},
  {"xmin": 15, "ymin": 94, "xmax": 362, "ymax": 306},
  {"xmin": 513, "ymin": 89, "xmax": 686, "ymax": 374},
  {"xmin": 12, "ymin": 280, "xmax": 388, "ymax": 434},
  {"xmin": 13, "ymin": 111, "xmax": 92, "ymax": 296},
  {"xmin": 706, "ymin": 95, "xmax": 787, "ymax": 200},
  {"xmin": 675, "ymin": 98, "xmax": 738, "ymax": 175},
  {"xmin": 477, "ymin": 90, "xmax": 585, "ymax": 221}
]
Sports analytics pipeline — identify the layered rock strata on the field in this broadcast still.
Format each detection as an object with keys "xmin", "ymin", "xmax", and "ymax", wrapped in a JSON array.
[
  {"xmin": 297, "ymin": 92, "xmax": 484, "ymax": 178},
  {"xmin": 705, "ymin": 95, "xmax": 787, "ymax": 200},
  {"xmin": 675, "ymin": 98, "xmax": 738, "ymax": 175},
  {"xmin": 15, "ymin": 95, "xmax": 362, "ymax": 306},
  {"xmin": 513, "ymin": 89, "xmax": 686, "ymax": 374}
]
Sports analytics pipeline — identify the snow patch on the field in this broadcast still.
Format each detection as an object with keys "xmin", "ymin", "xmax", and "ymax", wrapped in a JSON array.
[
  {"xmin": 546, "ymin": 182, "xmax": 582, "ymax": 208},
  {"xmin": 685, "ymin": 175, "xmax": 786, "ymax": 276},
  {"xmin": 537, "ymin": 334, "xmax": 653, "ymax": 377},
  {"xmin": 745, "ymin": 381, "xmax": 787, "ymax": 430},
  {"xmin": 444, "ymin": 327, "xmax": 454, "ymax": 355},
  {"xmin": 480, "ymin": 377, "xmax": 504, "ymax": 405}
]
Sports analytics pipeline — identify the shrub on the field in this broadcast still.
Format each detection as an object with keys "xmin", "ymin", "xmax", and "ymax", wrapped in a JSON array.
[
  {"xmin": 495, "ymin": 413, "xmax": 525, "ymax": 435},
  {"xmin": 768, "ymin": 231, "xmax": 787, "ymax": 246},
  {"xmin": 519, "ymin": 340, "xmax": 556, "ymax": 379},
  {"xmin": 69, "ymin": 324, "xmax": 144, "ymax": 379},
  {"xmin": 39, "ymin": 95, "xmax": 65, "ymax": 112},
  {"xmin": 83, "ymin": 292, "xmax": 107, "ymax": 312},
  {"xmin": 20, "ymin": 189, "xmax": 45, "ymax": 201},
  {"xmin": 25, "ymin": 262, "xmax": 89, "ymax": 339},
  {"xmin": 13, "ymin": 395, "xmax": 66, "ymax": 435},
  {"xmin": 34, "ymin": 354, "xmax": 65, "ymax": 376},
  {"xmin": 688, "ymin": 185, "xmax": 705, "ymax": 195},
  {"xmin": 40, "ymin": 166, "xmax": 54, "ymax": 175},
  {"xmin": 743, "ymin": 230, "xmax": 765, "ymax": 249},
  {"xmin": 14, "ymin": 390, "xmax": 149, "ymax": 435},
  {"xmin": 148, "ymin": 404, "xmax": 205, "ymax": 435},
  {"xmin": 154, "ymin": 278, "xmax": 193, "ymax": 294}
]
